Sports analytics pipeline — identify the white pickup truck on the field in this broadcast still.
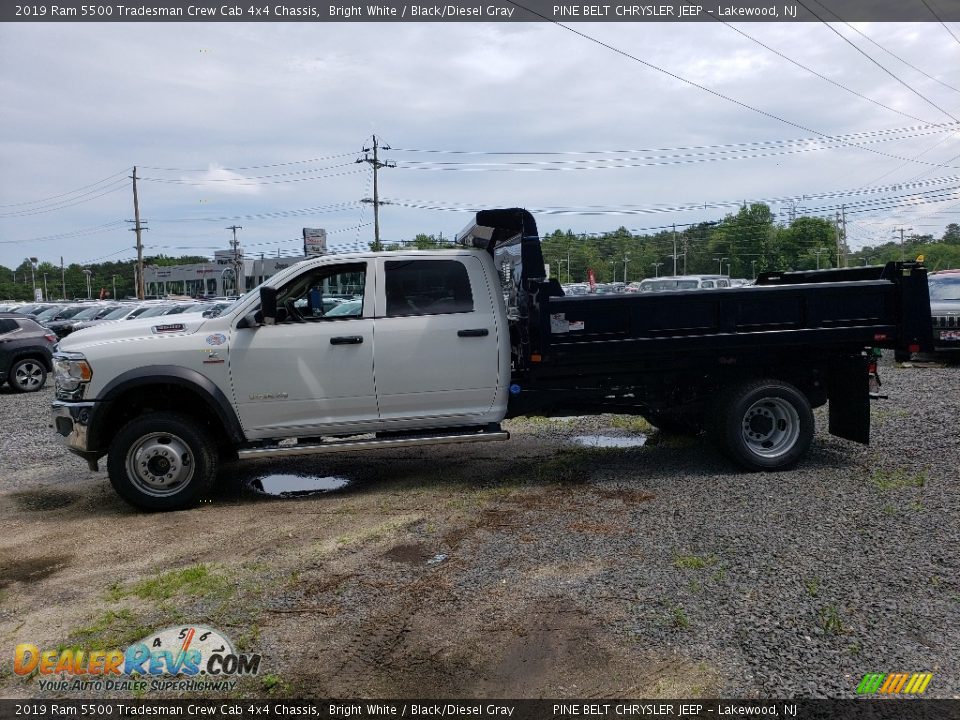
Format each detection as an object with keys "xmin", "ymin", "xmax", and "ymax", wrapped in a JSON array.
[{"xmin": 51, "ymin": 209, "xmax": 932, "ymax": 510}]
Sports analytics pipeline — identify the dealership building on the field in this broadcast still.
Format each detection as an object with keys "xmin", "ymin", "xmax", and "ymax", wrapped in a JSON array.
[{"xmin": 142, "ymin": 230, "xmax": 327, "ymax": 297}]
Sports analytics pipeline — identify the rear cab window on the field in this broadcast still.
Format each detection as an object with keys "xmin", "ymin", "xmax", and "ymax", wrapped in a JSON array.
[{"xmin": 384, "ymin": 259, "xmax": 474, "ymax": 317}]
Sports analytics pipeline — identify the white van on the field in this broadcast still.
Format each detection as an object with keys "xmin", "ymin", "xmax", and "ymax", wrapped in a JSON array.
[{"xmin": 637, "ymin": 275, "xmax": 732, "ymax": 292}]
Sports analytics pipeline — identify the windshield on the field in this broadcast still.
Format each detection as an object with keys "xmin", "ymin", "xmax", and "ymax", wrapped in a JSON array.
[
  {"xmin": 929, "ymin": 277, "xmax": 960, "ymax": 301},
  {"xmin": 101, "ymin": 306, "xmax": 133, "ymax": 320},
  {"xmin": 138, "ymin": 305, "xmax": 174, "ymax": 318},
  {"xmin": 34, "ymin": 307, "xmax": 62, "ymax": 320},
  {"xmin": 54, "ymin": 306, "xmax": 88, "ymax": 320},
  {"xmin": 71, "ymin": 306, "xmax": 105, "ymax": 320}
]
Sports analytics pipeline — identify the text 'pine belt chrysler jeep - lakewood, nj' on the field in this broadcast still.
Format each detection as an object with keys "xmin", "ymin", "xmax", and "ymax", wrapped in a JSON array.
[{"xmin": 51, "ymin": 209, "xmax": 933, "ymax": 511}]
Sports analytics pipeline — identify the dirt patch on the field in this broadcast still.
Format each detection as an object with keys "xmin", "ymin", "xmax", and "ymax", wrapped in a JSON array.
[
  {"xmin": 0, "ymin": 553, "xmax": 73, "ymax": 588},
  {"xmin": 592, "ymin": 487, "xmax": 657, "ymax": 504},
  {"xmin": 383, "ymin": 542, "xmax": 434, "ymax": 565},
  {"xmin": 12, "ymin": 489, "xmax": 79, "ymax": 511}
]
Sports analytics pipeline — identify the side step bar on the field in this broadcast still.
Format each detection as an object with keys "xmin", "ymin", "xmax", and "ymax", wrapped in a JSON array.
[{"xmin": 237, "ymin": 429, "xmax": 510, "ymax": 460}]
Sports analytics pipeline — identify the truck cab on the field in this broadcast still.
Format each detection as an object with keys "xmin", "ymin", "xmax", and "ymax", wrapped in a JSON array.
[{"xmin": 52, "ymin": 248, "xmax": 511, "ymax": 510}]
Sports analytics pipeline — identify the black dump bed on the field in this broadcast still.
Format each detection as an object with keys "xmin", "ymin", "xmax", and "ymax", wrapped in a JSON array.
[
  {"xmin": 456, "ymin": 208, "xmax": 933, "ymax": 379},
  {"xmin": 530, "ymin": 264, "xmax": 930, "ymax": 372}
]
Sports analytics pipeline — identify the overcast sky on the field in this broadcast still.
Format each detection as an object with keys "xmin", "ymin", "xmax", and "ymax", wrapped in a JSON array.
[{"xmin": 1, "ymin": 19, "xmax": 959, "ymax": 268}]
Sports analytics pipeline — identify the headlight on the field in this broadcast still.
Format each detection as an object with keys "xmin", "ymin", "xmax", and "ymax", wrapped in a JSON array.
[{"xmin": 54, "ymin": 354, "xmax": 93, "ymax": 394}]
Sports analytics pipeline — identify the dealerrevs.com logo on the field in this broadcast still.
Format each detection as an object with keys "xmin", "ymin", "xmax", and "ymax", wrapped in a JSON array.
[
  {"xmin": 14, "ymin": 625, "xmax": 261, "ymax": 693},
  {"xmin": 856, "ymin": 672, "xmax": 933, "ymax": 695}
]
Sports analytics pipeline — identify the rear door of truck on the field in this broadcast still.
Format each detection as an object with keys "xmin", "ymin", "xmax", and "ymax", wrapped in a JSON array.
[{"xmin": 372, "ymin": 255, "xmax": 502, "ymax": 423}]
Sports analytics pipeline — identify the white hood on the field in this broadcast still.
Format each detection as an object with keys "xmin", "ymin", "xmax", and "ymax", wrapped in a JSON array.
[{"xmin": 58, "ymin": 312, "xmax": 211, "ymax": 352}]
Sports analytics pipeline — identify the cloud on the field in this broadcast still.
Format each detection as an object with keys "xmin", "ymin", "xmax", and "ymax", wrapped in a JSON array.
[{"xmin": 182, "ymin": 165, "xmax": 261, "ymax": 195}]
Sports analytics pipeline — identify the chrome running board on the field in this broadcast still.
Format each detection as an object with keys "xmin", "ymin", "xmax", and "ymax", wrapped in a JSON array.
[{"xmin": 237, "ymin": 429, "xmax": 509, "ymax": 460}]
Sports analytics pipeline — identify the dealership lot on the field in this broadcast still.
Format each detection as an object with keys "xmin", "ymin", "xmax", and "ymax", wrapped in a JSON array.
[{"xmin": 0, "ymin": 354, "xmax": 957, "ymax": 699}]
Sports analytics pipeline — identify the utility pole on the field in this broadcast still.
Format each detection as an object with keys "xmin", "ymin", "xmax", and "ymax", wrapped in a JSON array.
[
  {"xmin": 43, "ymin": 273, "xmax": 48, "ymax": 300},
  {"xmin": 130, "ymin": 166, "xmax": 147, "ymax": 300},
  {"xmin": 112, "ymin": 275, "xmax": 117, "ymax": 299},
  {"xmin": 893, "ymin": 226, "xmax": 913, "ymax": 262},
  {"xmin": 835, "ymin": 211, "xmax": 842, "ymax": 268},
  {"xmin": 357, "ymin": 135, "xmax": 395, "ymax": 251},
  {"xmin": 672, "ymin": 224, "xmax": 678, "ymax": 276},
  {"xmin": 840, "ymin": 204, "xmax": 848, "ymax": 267},
  {"xmin": 813, "ymin": 247, "xmax": 825, "ymax": 270},
  {"xmin": 60, "ymin": 256, "xmax": 66, "ymax": 300},
  {"xmin": 226, "ymin": 225, "xmax": 243, "ymax": 295}
]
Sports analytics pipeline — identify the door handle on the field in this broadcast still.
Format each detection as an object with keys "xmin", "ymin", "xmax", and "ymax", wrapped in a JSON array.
[
  {"xmin": 330, "ymin": 336, "xmax": 363, "ymax": 345},
  {"xmin": 457, "ymin": 328, "xmax": 489, "ymax": 337}
]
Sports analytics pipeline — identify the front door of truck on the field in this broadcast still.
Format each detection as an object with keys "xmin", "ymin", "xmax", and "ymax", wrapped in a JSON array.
[
  {"xmin": 373, "ymin": 256, "xmax": 501, "ymax": 424},
  {"xmin": 230, "ymin": 261, "xmax": 379, "ymax": 439}
]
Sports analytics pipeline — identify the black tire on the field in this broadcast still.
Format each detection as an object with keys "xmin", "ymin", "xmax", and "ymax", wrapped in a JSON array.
[
  {"xmin": 712, "ymin": 379, "xmax": 814, "ymax": 471},
  {"xmin": 8, "ymin": 358, "xmax": 48, "ymax": 393},
  {"xmin": 107, "ymin": 412, "xmax": 218, "ymax": 511}
]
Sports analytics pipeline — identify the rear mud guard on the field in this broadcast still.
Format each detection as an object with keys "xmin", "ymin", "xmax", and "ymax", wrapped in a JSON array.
[{"xmin": 828, "ymin": 355, "xmax": 870, "ymax": 444}]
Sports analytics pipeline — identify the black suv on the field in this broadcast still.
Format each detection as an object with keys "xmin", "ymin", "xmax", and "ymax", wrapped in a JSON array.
[{"xmin": 0, "ymin": 313, "xmax": 57, "ymax": 392}]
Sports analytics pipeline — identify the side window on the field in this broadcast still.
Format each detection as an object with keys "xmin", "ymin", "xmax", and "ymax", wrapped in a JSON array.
[
  {"xmin": 701, "ymin": 280, "xmax": 714, "ymax": 289},
  {"xmin": 385, "ymin": 260, "xmax": 474, "ymax": 317},
  {"xmin": 0, "ymin": 319, "xmax": 19, "ymax": 334},
  {"xmin": 276, "ymin": 262, "xmax": 366, "ymax": 322}
]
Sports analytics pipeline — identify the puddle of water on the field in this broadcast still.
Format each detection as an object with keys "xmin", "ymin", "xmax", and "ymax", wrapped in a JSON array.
[
  {"xmin": 248, "ymin": 474, "xmax": 352, "ymax": 497},
  {"xmin": 572, "ymin": 434, "xmax": 647, "ymax": 449}
]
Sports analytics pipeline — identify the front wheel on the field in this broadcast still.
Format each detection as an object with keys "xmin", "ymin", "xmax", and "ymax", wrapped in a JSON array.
[
  {"xmin": 107, "ymin": 412, "xmax": 218, "ymax": 511},
  {"xmin": 713, "ymin": 379, "xmax": 814, "ymax": 471}
]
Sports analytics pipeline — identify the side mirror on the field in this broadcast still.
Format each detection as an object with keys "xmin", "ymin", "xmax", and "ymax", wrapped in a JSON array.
[
  {"xmin": 237, "ymin": 311, "xmax": 263, "ymax": 329},
  {"xmin": 260, "ymin": 286, "xmax": 277, "ymax": 325}
]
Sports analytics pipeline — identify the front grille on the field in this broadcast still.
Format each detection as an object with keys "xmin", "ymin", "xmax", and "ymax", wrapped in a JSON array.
[{"xmin": 933, "ymin": 315, "xmax": 958, "ymax": 328}]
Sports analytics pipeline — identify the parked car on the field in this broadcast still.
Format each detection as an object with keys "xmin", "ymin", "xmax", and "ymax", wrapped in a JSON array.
[
  {"xmin": 638, "ymin": 275, "xmax": 732, "ymax": 292},
  {"xmin": 46, "ymin": 304, "xmax": 119, "ymax": 339},
  {"xmin": 928, "ymin": 270, "xmax": 960, "ymax": 352},
  {"xmin": 0, "ymin": 312, "xmax": 57, "ymax": 392}
]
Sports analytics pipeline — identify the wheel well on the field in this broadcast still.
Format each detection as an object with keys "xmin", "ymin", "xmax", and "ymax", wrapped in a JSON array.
[
  {"xmin": 12, "ymin": 352, "xmax": 52, "ymax": 372},
  {"xmin": 96, "ymin": 384, "xmax": 235, "ymax": 454}
]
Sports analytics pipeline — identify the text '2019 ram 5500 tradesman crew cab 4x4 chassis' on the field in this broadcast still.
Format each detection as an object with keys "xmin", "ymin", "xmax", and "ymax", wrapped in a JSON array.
[{"xmin": 51, "ymin": 209, "xmax": 933, "ymax": 510}]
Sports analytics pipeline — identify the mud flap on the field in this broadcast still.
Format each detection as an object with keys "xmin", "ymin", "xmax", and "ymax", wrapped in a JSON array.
[{"xmin": 828, "ymin": 356, "xmax": 870, "ymax": 444}]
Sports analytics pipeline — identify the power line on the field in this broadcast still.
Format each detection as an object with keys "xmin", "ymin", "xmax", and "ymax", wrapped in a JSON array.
[
  {"xmin": 0, "ymin": 179, "xmax": 129, "ymax": 218},
  {"xmin": 137, "ymin": 152, "xmax": 357, "ymax": 173},
  {"xmin": 0, "ymin": 169, "xmax": 129, "ymax": 209},
  {"xmin": 714, "ymin": 18, "xmax": 937, "ymax": 125},
  {"xmin": 138, "ymin": 166, "xmax": 365, "ymax": 187},
  {"xmin": 808, "ymin": 0, "xmax": 960, "ymax": 95},
  {"xmin": 919, "ymin": 0, "xmax": 960, "ymax": 48}
]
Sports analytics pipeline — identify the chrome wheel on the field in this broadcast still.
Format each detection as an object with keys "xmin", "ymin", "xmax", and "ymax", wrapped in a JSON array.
[
  {"xmin": 125, "ymin": 432, "xmax": 195, "ymax": 498},
  {"xmin": 740, "ymin": 397, "xmax": 801, "ymax": 459},
  {"xmin": 13, "ymin": 360, "xmax": 45, "ymax": 391}
]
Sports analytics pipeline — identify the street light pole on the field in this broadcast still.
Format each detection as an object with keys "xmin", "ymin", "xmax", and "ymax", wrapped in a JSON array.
[
  {"xmin": 715, "ymin": 256, "xmax": 728, "ymax": 274},
  {"xmin": 43, "ymin": 273, "xmax": 48, "ymax": 300},
  {"xmin": 623, "ymin": 253, "xmax": 630, "ymax": 284},
  {"xmin": 751, "ymin": 260, "xmax": 757, "ymax": 279},
  {"xmin": 651, "ymin": 262, "xmax": 663, "ymax": 277}
]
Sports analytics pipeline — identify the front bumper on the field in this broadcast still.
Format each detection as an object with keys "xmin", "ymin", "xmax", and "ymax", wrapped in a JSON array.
[{"xmin": 51, "ymin": 400, "xmax": 101, "ymax": 469}]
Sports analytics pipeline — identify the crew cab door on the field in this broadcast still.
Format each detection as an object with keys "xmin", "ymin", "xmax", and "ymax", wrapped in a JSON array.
[
  {"xmin": 373, "ymin": 256, "xmax": 501, "ymax": 424},
  {"xmin": 229, "ymin": 261, "xmax": 379, "ymax": 439}
]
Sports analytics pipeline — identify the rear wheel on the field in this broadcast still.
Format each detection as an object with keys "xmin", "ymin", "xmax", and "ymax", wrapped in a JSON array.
[
  {"xmin": 107, "ymin": 412, "xmax": 218, "ymax": 511},
  {"xmin": 713, "ymin": 379, "xmax": 813, "ymax": 471},
  {"xmin": 9, "ymin": 358, "xmax": 47, "ymax": 393}
]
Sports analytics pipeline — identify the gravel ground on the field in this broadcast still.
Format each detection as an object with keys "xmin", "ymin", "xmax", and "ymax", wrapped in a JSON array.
[{"xmin": 0, "ymin": 352, "xmax": 957, "ymax": 699}]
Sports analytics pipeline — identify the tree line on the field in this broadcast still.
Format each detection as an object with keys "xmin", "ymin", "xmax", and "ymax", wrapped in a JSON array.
[
  {"xmin": 0, "ymin": 255, "xmax": 208, "ymax": 302},
  {"xmin": 4, "ymin": 206, "xmax": 958, "ymax": 300}
]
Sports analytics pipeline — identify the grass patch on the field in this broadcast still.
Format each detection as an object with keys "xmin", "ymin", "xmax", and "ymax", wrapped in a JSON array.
[
  {"xmin": 109, "ymin": 564, "xmax": 234, "ymax": 602},
  {"xmin": 260, "ymin": 674, "xmax": 291, "ymax": 695},
  {"xmin": 68, "ymin": 609, "xmax": 153, "ymax": 651},
  {"xmin": 820, "ymin": 605, "xmax": 846, "ymax": 636},
  {"xmin": 669, "ymin": 606, "xmax": 691, "ymax": 631},
  {"xmin": 869, "ymin": 468, "xmax": 927, "ymax": 491},
  {"xmin": 673, "ymin": 553, "xmax": 715, "ymax": 570},
  {"xmin": 804, "ymin": 578, "xmax": 819, "ymax": 598},
  {"xmin": 607, "ymin": 415, "xmax": 654, "ymax": 433}
]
